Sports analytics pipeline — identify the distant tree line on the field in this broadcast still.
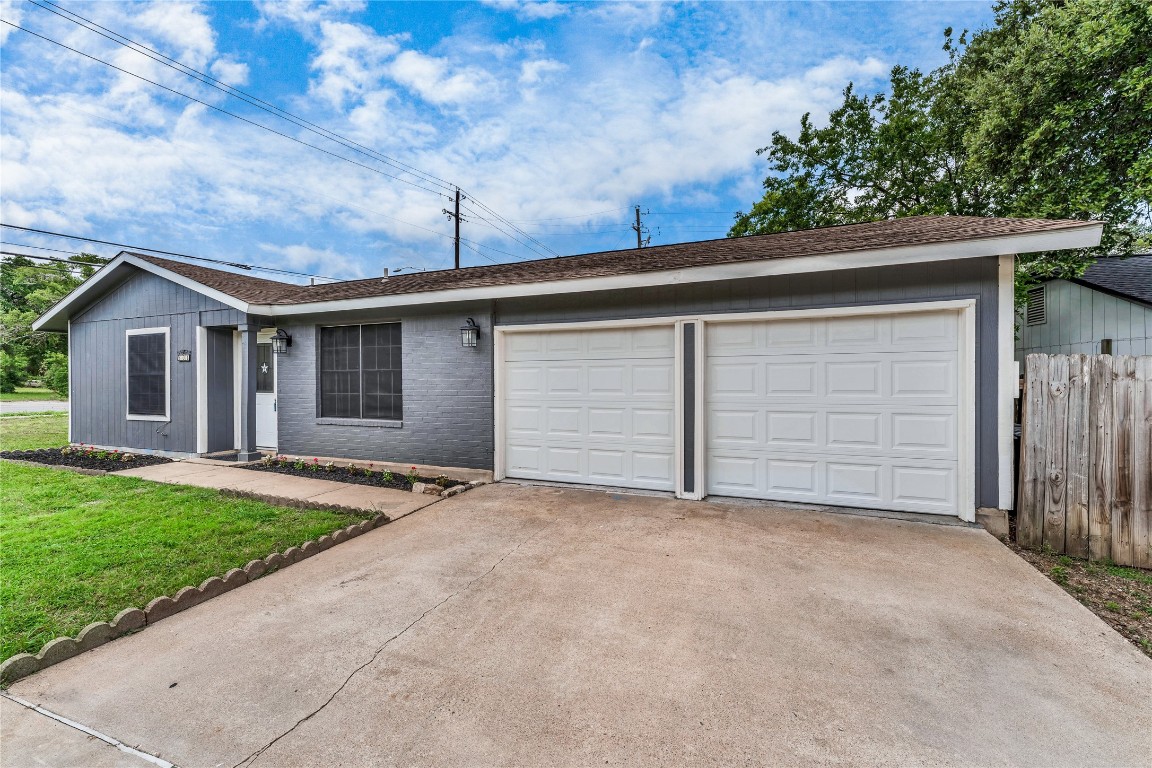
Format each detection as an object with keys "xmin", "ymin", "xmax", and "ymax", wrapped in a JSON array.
[{"xmin": 1, "ymin": 253, "xmax": 106, "ymax": 394}]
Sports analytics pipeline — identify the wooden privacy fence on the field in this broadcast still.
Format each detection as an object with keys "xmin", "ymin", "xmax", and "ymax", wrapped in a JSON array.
[{"xmin": 1018, "ymin": 354, "xmax": 1151, "ymax": 568}]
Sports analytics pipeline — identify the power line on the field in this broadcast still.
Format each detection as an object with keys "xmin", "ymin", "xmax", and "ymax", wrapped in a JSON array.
[
  {"xmin": 506, "ymin": 206, "xmax": 634, "ymax": 223},
  {"xmin": 0, "ymin": 224, "xmax": 339, "ymax": 281},
  {"xmin": 0, "ymin": 240, "xmax": 100, "ymax": 255},
  {"xmin": 0, "ymin": 18, "xmax": 451, "ymax": 200},
  {"xmin": 460, "ymin": 197, "xmax": 559, "ymax": 257},
  {"xmin": 28, "ymin": 0, "xmax": 458, "ymax": 198},
  {"xmin": 16, "ymin": 3, "xmax": 561, "ymax": 263}
]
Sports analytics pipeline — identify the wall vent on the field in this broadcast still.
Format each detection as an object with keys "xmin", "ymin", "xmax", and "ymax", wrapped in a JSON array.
[{"xmin": 1026, "ymin": 285, "xmax": 1047, "ymax": 325}]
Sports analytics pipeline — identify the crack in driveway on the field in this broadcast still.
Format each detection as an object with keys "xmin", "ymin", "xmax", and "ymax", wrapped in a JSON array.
[{"xmin": 233, "ymin": 521, "xmax": 553, "ymax": 768}]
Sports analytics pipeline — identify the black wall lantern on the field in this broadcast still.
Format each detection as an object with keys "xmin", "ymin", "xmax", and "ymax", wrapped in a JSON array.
[
  {"xmin": 270, "ymin": 328, "xmax": 292, "ymax": 354},
  {"xmin": 460, "ymin": 318, "xmax": 481, "ymax": 348}
]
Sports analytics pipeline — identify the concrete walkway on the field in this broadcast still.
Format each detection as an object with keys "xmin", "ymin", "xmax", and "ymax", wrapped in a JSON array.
[
  {"xmin": 0, "ymin": 400, "xmax": 68, "ymax": 414},
  {"xmin": 6, "ymin": 484, "xmax": 1150, "ymax": 767},
  {"xmin": 113, "ymin": 461, "xmax": 439, "ymax": 519}
]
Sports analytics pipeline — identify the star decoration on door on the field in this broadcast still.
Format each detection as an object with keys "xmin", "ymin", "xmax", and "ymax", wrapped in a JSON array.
[{"xmin": 260, "ymin": 363, "xmax": 269, "ymax": 374}]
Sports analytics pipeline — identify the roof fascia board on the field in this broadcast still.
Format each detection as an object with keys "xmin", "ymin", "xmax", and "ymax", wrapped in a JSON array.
[
  {"xmin": 32, "ymin": 252, "xmax": 251, "ymax": 331},
  {"xmin": 258, "ymin": 223, "xmax": 1103, "ymax": 318}
]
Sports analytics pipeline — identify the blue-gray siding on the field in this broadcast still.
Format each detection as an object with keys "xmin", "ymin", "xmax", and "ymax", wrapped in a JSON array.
[
  {"xmin": 70, "ymin": 270, "xmax": 245, "ymax": 454},
  {"xmin": 205, "ymin": 328, "xmax": 234, "ymax": 452},
  {"xmin": 274, "ymin": 305, "xmax": 494, "ymax": 469},
  {"xmin": 1016, "ymin": 279, "xmax": 1152, "ymax": 359},
  {"xmin": 495, "ymin": 257, "xmax": 1002, "ymax": 508}
]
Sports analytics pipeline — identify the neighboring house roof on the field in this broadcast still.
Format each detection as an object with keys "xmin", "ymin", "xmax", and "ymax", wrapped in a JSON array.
[
  {"xmin": 1070, "ymin": 253, "xmax": 1152, "ymax": 307},
  {"xmin": 33, "ymin": 214, "xmax": 1103, "ymax": 331}
]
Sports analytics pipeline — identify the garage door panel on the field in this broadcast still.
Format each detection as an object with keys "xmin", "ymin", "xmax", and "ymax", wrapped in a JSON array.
[
  {"xmin": 826, "ymin": 462, "xmax": 884, "ymax": 504},
  {"xmin": 891, "ymin": 359, "xmax": 956, "ymax": 398},
  {"xmin": 545, "ymin": 407, "xmax": 581, "ymax": 437},
  {"xmin": 892, "ymin": 466, "xmax": 956, "ymax": 509},
  {"xmin": 891, "ymin": 311, "xmax": 957, "ymax": 348},
  {"xmin": 826, "ymin": 412, "xmax": 882, "ymax": 449},
  {"xmin": 705, "ymin": 309, "xmax": 961, "ymax": 515},
  {"xmin": 766, "ymin": 411, "xmax": 818, "ymax": 446},
  {"xmin": 767, "ymin": 363, "xmax": 818, "ymax": 396},
  {"xmin": 826, "ymin": 361, "xmax": 883, "ymax": 397}
]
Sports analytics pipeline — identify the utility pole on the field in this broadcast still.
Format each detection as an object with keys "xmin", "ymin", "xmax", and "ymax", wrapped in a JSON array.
[
  {"xmin": 443, "ymin": 187, "xmax": 465, "ymax": 269},
  {"xmin": 632, "ymin": 205, "xmax": 650, "ymax": 248}
]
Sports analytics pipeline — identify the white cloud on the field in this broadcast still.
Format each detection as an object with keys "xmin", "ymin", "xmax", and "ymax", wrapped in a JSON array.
[
  {"xmin": 210, "ymin": 58, "xmax": 249, "ymax": 86},
  {"xmin": 257, "ymin": 243, "xmax": 367, "ymax": 279},
  {"xmin": 388, "ymin": 50, "xmax": 493, "ymax": 105},
  {"xmin": 482, "ymin": 1, "xmax": 570, "ymax": 21},
  {"xmin": 519, "ymin": 58, "xmax": 565, "ymax": 86},
  {"xmin": 308, "ymin": 21, "xmax": 404, "ymax": 108},
  {"xmin": 0, "ymin": 0, "xmax": 24, "ymax": 45}
]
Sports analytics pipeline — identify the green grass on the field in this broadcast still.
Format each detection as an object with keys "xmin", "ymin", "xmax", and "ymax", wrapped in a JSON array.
[
  {"xmin": 0, "ymin": 387, "xmax": 64, "ymax": 402},
  {"xmin": 0, "ymin": 462, "xmax": 376, "ymax": 661},
  {"xmin": 0, "ymin": 412, "xmax": 69, "ymax": 452}
]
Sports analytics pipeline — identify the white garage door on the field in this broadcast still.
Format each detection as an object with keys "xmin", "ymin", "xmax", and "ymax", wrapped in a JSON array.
[
  {"xmin": 706, "ymin": 310, "xmax": 962, "ymax": 515},
  {"xmin": 503, "ymin": 325, "xmax": 677, "ymax": 491}
]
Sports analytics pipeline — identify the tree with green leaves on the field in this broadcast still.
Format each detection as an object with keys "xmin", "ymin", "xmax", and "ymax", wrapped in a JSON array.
[
  {"xmin": 0, "ymin": 253, "xmax": 105, "ymax": 393},
  {"xmin": 731, "ymin": 0, "xmax": 1152, "ymax": 302}
]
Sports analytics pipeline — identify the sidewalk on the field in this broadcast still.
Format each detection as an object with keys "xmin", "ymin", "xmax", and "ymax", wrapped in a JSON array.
[
  {"xmin": 0, "ymin": 400, "xmax": 68, "ymax": 414},
  {"xmin": 113, "ymin": 461, "xmax": 440, "ymax": 520}
]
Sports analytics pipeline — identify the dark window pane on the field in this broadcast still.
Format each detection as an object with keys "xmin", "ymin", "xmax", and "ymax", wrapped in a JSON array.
[
  {"xmin": 319, "ymin": 325, "xmax": 360, "ymax": 418},
  {"xmin": 128, "ymin": 332, "xmax": 166, "ymax": 416},
  {"xmin": 361, "ymin": 322, "xmax": 402, "ymax": 420},
  {"xmin": 256, "ymin": 343, "xmax": 274, "ymax": 393}
]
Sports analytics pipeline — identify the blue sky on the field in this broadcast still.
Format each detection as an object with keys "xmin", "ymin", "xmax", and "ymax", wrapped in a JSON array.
[{"xmin": 0, "ymin": 1, "xmax": 996, "ymax": 283}]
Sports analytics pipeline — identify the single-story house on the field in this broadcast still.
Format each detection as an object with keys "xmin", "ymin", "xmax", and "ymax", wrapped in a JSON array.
[
  {"xmin": 33, "ymin": 215, "xmax": 1102, "ymax": 522},
  {"xmin": 1016, "ymin": 253, "xmax": 1151, "ymax": 359}
]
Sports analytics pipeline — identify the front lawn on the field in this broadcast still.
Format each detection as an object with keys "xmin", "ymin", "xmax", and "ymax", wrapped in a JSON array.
[
  {"xmin": 0, "ymin": 412, "xmax": 69, "ymax": 451},
  {"xmin": 0, "ymin": 462, "xmax": 377, "ymax": 661},
  {"xmin": 0, "ymin": 386, "xmax": 63, "ymax": 402}
]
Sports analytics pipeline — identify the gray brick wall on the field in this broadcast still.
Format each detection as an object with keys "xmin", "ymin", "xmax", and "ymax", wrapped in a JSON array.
[{"xmin": 275, "ymin": 306, "xmax": 494, "ymax": 469}]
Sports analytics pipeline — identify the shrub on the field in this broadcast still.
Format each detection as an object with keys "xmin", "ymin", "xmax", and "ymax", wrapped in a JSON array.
[
  {"xmin": 0, "ymin": 351, "xmax": 29, "ymax": 393},
  {"xmin": 42, "ymin": 352, "xmax": 69, "ymax": 397}
]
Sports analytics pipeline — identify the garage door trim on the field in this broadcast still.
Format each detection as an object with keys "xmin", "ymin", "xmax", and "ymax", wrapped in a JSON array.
[{"xmin": 494, "ymin": 299, "xmax": 976, "ymax": 520}]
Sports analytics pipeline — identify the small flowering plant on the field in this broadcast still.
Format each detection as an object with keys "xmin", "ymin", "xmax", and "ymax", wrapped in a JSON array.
[
  {"xmin": 405, "ymin": 465, "xmax": 419, "ymax": 485},
  {"xmin": 323, "ymin": 461, "xmax": 335, "ymax": 472}
]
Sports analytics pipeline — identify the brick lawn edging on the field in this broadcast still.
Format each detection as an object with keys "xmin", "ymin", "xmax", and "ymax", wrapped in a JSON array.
[{"xmin": 0, "ymin": 508, "xmax": 391, "ymax": 686}]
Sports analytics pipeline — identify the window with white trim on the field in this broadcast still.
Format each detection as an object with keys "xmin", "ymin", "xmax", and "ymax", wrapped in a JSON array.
[
  {"xmin": 319, "ymin": 322, "xmax": 402, "ymax": 420},
  {"xmin": 126, "ymin": 328, "xmax": 169, "ymax": 419}
]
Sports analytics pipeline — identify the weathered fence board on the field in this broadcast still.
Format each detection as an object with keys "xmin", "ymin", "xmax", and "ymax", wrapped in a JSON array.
[
  {"xmin": 1088, "ymin": 355, "xmax": 1114, "ymax": 561},
  {"xmin": 1019, "ymin": 354, "xmax": 1152, "ymax": 567},
  {"xmin": 1065, "ymin": 355, "xmax": 1091, "ymax": 559},
  {"xmin": 1134, "ymin": 356, "xmax": 1152, "ymax": 569}
]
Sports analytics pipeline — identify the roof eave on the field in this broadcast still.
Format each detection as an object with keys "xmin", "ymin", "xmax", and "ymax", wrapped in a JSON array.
[
  {"xmin": 32, "ymin": 252, "xmax": 252, "ymax": 332},
  {"xmin": 255, "ymin": 221, "xmax": 1105, "ymax": 318}
]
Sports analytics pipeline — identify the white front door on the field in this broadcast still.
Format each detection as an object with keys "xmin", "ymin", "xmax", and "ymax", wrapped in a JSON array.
[
  {"xmin": 705, "ymin": 309, "xmax": 962, "ymax": 515},
  {"xmin": 502, "ymin": 325, "xmax": 677, "ymax": 491},
  {"xmin": 255, "ymin": 340, "xmax": 277, "ymax": 450}
]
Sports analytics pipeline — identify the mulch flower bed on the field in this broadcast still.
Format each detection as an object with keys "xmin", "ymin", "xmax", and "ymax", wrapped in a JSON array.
[
  {"xmin": 0, "ymin": 446, "xmax": 172, "ymax": 471},
  {"xmin": 242, "ymin": 456, "xmax": 465, "ymax": 492}
]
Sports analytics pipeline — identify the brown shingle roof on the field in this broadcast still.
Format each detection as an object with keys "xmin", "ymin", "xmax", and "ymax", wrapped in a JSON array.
[{"xmin": 134, "ymin": 215, "xmax": 1097, "ymax": 307}]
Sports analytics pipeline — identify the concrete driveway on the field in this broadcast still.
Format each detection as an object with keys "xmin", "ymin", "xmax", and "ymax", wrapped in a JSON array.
[{"xmin": 5, "ymin": 484, "xmax": 1150, "ymax": 767}]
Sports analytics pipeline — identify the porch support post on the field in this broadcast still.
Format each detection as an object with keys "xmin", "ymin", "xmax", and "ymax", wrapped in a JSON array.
[{"xmin": 237, "ymin": 322, "xmax": 260, "ymax": 462}]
